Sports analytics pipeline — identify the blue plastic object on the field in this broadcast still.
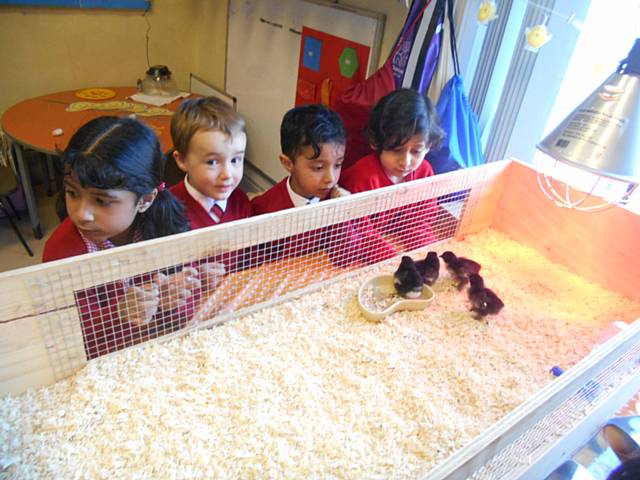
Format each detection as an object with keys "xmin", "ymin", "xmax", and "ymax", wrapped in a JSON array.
[
  {"xmin": 429, "ymin": 75, "xmax": 484, "ymax": 172},
  {"xmin": 302, "ymin": 36, "xmax": 322, "ymax": 72},
  {"xmin": 581, "ymin": 380, "xmax": 601, "ymax": 402},
  {"xmin": 549, "ymin": 366, "xmax": 599, "ymax": 400}
]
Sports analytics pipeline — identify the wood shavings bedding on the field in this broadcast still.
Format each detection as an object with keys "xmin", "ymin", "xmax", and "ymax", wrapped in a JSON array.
[{"xmin": 2, "ymin": 229, "xmax": 639, "ymax": 479}]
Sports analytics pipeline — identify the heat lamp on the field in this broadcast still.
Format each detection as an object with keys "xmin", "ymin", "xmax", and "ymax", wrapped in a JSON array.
[{"xmin": 536, "ymin": 38, "xmax": 640, "ymax": 212}]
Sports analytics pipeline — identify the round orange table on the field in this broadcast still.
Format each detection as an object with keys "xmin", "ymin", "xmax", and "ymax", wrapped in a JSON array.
[{"xmin": 1, "ymin": 87, "xmax": 190, "ymax": 238}]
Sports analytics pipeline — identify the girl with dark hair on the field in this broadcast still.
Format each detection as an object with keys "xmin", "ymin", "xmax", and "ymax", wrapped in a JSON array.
[
  {"xmin": 340, "ymin": 88, "xmax": 446, "ymax": 250},
  {"xmin": 341, "ymin": 87, "xmax": 444, "ymax": 191},
  {"xmin": 47, "ymin": 115, "xmax": 188, "ymax": 253},
  {"xmin": 43, "ymin": 116, "xmax": 203, "ymax": 359}
]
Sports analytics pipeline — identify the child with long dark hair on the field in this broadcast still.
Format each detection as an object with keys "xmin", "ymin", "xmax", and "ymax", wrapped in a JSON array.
[
  {"xmin": 341, "ymin": 88, "xmax": 446, "ymax": 249},
  {"xmin": 46, "ymin": 116, "xmax": 189, "ymax": 256},
  {"xmin": 43, "ymin": 116, "xmax": 200, "ymax": 359},
  {"xmin": 342, "ymin": 88, "xmax": 444, "ymax": 189}
]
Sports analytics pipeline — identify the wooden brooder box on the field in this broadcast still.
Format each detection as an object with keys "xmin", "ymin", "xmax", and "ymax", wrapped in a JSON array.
[{"xmin": 1, "ymin": 159, "xmax": 639, "ymax": 478}]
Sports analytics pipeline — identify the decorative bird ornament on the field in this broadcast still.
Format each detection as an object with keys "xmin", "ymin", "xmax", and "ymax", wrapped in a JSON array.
[
  {"xmin": 525, "ymin": 23, "xmax": 552, "ymax": 52},
  {"xmin": 477, "ymin": 0, "xmax": 498, "ymax": 25}
]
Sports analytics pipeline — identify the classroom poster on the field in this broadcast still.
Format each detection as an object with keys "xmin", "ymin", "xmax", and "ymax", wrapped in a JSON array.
[{"xmin": 295, "ymin": 27, "xmax": 370, "ymax": 108}]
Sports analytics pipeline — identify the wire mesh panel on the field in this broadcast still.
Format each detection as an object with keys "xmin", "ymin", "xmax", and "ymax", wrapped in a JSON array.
[
  {"xmin": 422, "ymin": 319, "xmax": 640, "ymax": 480},
  {"xmin": 18, "ymin": 161, "xmax": 508, "ymax": 382},
  {"xmin": 468, "ymin": 342, "xmax": 640, "ymax": 480}
]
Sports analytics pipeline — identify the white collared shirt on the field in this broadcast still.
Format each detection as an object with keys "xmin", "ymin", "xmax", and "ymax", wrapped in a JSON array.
[
  {"xmin": 286, "ymin": 176, "xmax": 320, "ymax": 207},
  {"xmin": 184, "ymin": 176, "xmax": 227, "ymax": 222}
]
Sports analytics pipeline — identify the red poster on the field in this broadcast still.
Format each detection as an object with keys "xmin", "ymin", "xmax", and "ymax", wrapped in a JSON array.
[{"xmin": 295, "ymin": 26, "xmax": 370, "ymax": 108}]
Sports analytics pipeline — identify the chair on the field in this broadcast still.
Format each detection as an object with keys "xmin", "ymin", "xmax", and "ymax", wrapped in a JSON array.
[{"xmin": 0, "ymin": 164, "xmax": 34, "ymax": 256}]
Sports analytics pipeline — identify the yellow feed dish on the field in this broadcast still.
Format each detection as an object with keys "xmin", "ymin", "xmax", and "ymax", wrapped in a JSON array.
[{"xmin": 75, "ymin": 88, "xmax": 116, "ymax": 100}]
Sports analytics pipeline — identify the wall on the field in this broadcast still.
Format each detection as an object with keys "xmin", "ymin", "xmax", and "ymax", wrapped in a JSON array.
[
  {"xmin": 337, "ymin": 0, "xmax": 407, "ymax": 67},
  {"xmin": 191, "ymin": 0, "xmax": 228, "ymax": 88},
  {"xmin": 0, "ymin": 0, "xmax": 407, "ymax": 117},
  {"xmin": 0, "ymin": 0, "xmax": 227, "ymax": 116}
]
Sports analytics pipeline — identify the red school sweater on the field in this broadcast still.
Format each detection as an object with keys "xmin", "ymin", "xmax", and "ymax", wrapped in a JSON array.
[
  {"xmin": 170, "ymin": 179, "xmax": 253, "ymax": 230},
  {"xmin": 340, "ymin": 152, "xmax": 436, "ymax": 192},
  {"xmin": 43, "ymin": 218, "xmax": 194, "ymax": 360},
  {"xmin": 170, "ymin": 179, "xmax": 256, "ymax": 277},
  {"xmin": 251, "ymin": 178, "xmax": 396, "ymax": 266},
  {"xmin": 250, "ymin": 177, "xmax": 295, "ymax": 214},
  {"xmin": 340, "ymin": 152, "xmax": 439, "ymax": 250},
  {"xmin": 42, "ymin": 216, "xmax": 89, "ymax": 261}
]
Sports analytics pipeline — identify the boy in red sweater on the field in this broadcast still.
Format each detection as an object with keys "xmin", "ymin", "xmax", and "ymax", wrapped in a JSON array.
[
  {"xmin": 251, "ymin": 104, "xmax": 347, "ymax": 213},
  {"xmin": 169, "ymin": 97, "xmax": 255, "ymax": 291},
  {"xmin": 170, "ymin": 97, "xmax": 252, "ymax": 229},
  {"xmin": 251, "ymin": 104, "xmax": 395, "ymax": 266}
]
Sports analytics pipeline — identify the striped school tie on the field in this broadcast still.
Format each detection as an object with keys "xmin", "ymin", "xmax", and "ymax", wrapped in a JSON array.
[{"xmin": 210, "ymin": 204, "xmax": 224, "ymax": 223}]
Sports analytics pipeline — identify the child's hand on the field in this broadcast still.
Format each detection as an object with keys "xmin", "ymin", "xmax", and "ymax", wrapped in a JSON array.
[
  {"xmin": 197, "ymin": 261, "xmax": 226, "ymax": 293},
  {"xmin": 157, "ymin": 268, "xmax": 201, "ymax": 313},
  {"xmin": 117, "ymin": 283, "xmax": 160, "ymax": 326},
  {"xmin": 330, "ymin": 185, "xmax": 351, "ymax": 198}
]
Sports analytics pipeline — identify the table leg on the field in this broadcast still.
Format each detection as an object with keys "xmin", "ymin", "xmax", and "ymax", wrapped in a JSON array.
[
  {"xmin": 12, "ymin": 143, "xmax": 43, "ymax": 239},
  {"xmin": 45, "ymin": 155, "xmax": 54, "ymax": 196},
  {"xmin": 50, "ymin": 154, "xmax": 63, "ymax": 192}
]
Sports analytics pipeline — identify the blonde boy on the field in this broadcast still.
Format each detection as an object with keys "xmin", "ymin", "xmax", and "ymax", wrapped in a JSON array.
[{"xmin": 170, "ymin": 97, "xmax": 252, "ymax": 228}]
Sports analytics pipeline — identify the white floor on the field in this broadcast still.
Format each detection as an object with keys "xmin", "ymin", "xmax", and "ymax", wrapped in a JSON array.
[{"xmin": 0, "ymin": 187, "xmax": 58, "ymax": 273}]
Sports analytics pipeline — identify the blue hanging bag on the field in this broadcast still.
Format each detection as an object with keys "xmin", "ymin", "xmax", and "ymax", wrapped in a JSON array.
[{"xmin": 428, "ymin": 0, "xmax": 484, "ymax": 172}]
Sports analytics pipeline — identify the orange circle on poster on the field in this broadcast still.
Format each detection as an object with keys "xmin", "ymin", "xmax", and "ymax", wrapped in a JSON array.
[{"xmin": 75, "ymin": 88, "xmax": 116, "ymax": 100}]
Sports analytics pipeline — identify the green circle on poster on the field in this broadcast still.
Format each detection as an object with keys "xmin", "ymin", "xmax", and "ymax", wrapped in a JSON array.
[{"xmin": 339, "ymin": 47, "xmax": 359, "ymax": 78}]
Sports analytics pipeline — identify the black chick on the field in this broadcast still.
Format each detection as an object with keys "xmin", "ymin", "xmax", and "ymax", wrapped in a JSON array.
[
  {"xmin": 467, "ymin": 273, "xmax": 504, "ymax": 321},
  {"xmin": 414, "ymin": 251, "xmax": 440, "ymax": 286},
  {"xmin": 440, "ymin": 251, "xmax": 482, "ymax": 289},
  {"xmin": 393, "ymin": 256, "xmax": 424, "ymax": 298}
]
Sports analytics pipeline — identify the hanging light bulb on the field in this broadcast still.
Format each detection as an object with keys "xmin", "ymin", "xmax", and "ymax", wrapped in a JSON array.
[{"xmin": 536, "ymin": 39, "xmax": 640, "ymax": 212}]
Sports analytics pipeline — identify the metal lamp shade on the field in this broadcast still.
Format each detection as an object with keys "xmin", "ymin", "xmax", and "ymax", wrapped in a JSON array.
[{"xmin": 537, "ymin": 70, "xmax": 640, "ymax": 183}]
